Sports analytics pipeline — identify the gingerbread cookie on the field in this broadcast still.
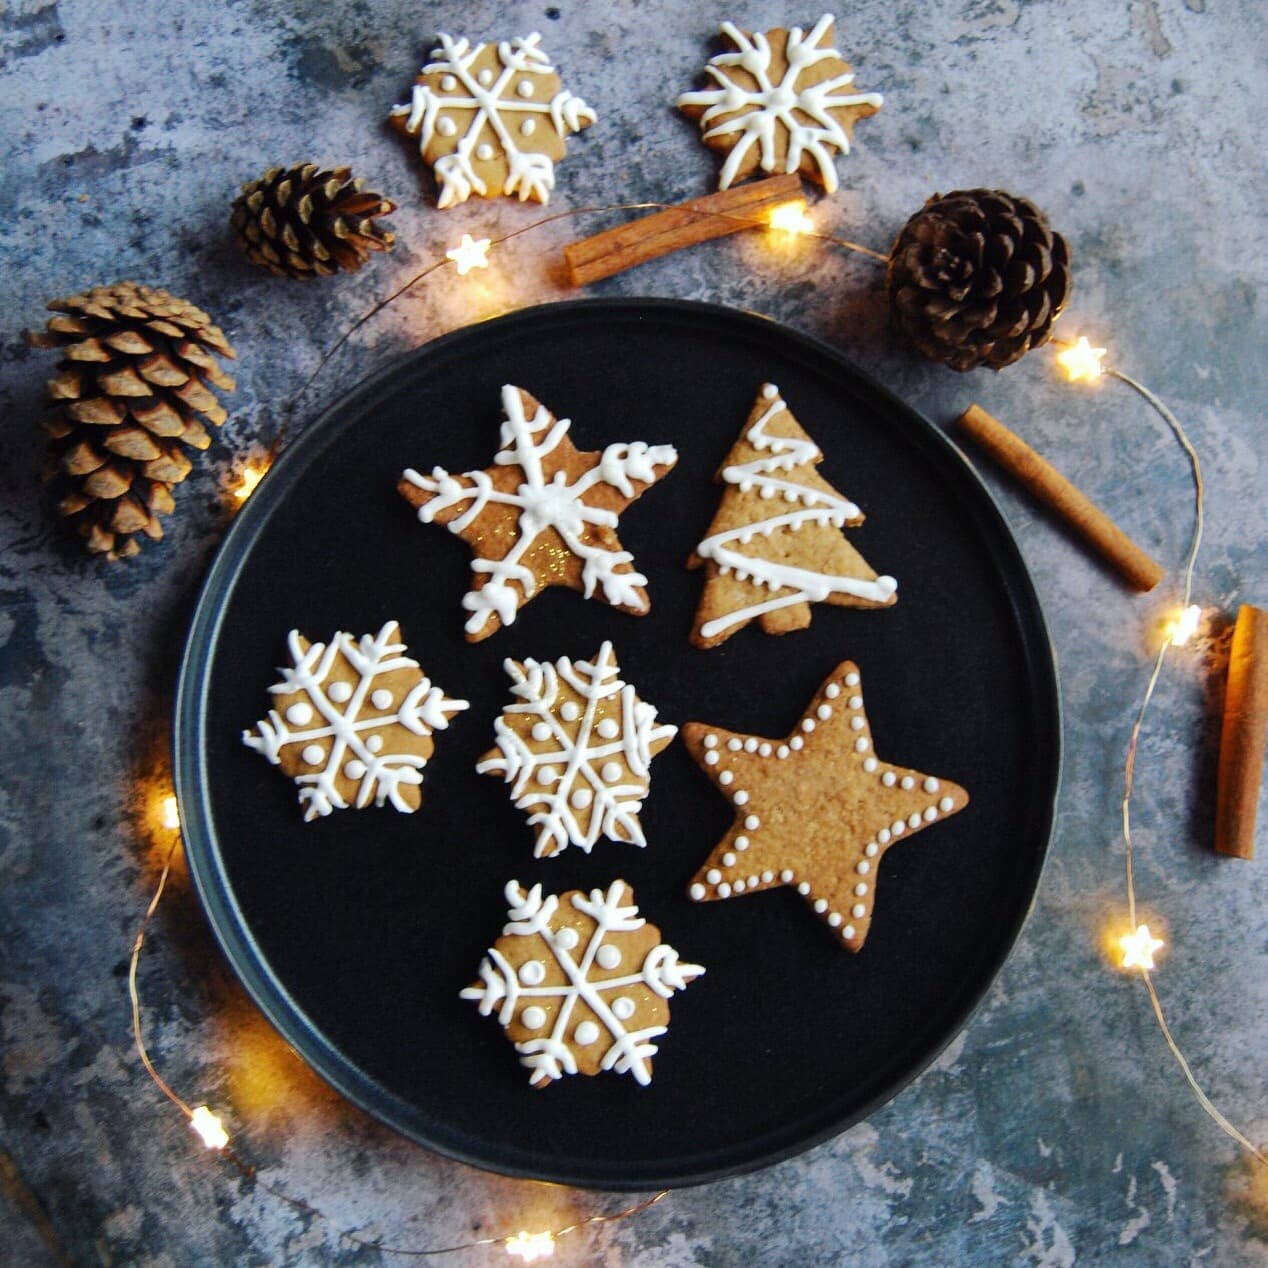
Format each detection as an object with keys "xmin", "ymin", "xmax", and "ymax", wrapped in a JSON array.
[
  {"xmin": 685, "ymin": 660, "xmax": 968, "ymax": 949},
  {"xmin": 461, "ymin": 879, "xmax": 705, "ymax": 1087},
  {"xmin": 689, "ymin": 383, "xmax": 896, "ymax": 649},
  {"xmin": 400, "ymin": 385, "xmax": 677, "ymax": 642},
  {"xmin": 477, "ymin": 641, "xmax": 677, "ymax": 859},
  {"xmin": 242, "ymin": 621, "xmax": 468, "ymax": 821},
  {"xmin": 389, "ymin": 31, "xmax": 596, "ymax": 207},
  {"xmin": 678, "ymin": 15, "xmax": 882, "ymax": 192}
]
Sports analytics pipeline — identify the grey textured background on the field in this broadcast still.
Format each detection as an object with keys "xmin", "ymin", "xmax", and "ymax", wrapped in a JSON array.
[{"xmin": 2, "ymin": 0, "xmax": 1266, "ymax": 1263}]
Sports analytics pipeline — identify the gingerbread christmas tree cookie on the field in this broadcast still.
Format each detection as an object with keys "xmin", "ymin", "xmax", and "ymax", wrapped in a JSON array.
[
  {"xmin": 685, "ymin": 660, "xmax": 968, "ymax": 949},
  {"xmin": 389, "ymin": 31, "xmax": 596, "ymax": 207},
  {"xmin": 462, "ymin": 879, "xmax": 705, "ymax": 1087},
  {"xmin": 678, "ymin": 15, "xmax": 882, "ymax": 192},
  {"xmin": 689, "ymin": 383, "xmax": 896, "ymax": 649},
  {"xmin": 400, "ymin": 385, "xmax": 677, "ymax": 642},
  {"xmin": 242, "ymin": 622, "xmax": 468, "ymax": 822}
]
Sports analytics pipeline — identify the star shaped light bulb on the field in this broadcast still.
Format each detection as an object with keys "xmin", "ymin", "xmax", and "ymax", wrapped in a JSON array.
[
  {"xmin": 446, "ymin": 233, "xmax": 491, "ymax": 276},
  {"xmin": 1057, "ymin": 336, "xmax": 1107, "ymax": 383},
  {"xmin": 1119, "ymin": 924, "xmax": 1165, "ymax": 971}
]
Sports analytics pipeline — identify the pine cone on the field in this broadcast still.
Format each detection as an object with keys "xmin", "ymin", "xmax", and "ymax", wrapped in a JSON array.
[
  {"xmin": 231, "ymin": 163, "xmax": 396, "ymax": 279},
  {"xmin": 25, "ymin": 281, "xmax": 236, "ymax": 560},
  {"xmin": 886, "ymin": 189, "xmax": 1071, "ymax": 371}
]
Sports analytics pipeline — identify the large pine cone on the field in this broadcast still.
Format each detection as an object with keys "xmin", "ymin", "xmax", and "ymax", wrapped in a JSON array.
[
  {"xmin": 25, "ymin": 282, "xmax": 236, "ymax": 560},
  {"xmin": 231, "ymin": 163, "xmax": 396, "ymax": 279},
  {"xmin": 886, "ymin": 189, "xmax": 1071, "ymax": 371}
]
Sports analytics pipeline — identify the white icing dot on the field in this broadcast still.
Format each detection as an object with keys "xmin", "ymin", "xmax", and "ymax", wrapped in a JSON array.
[
  {"xmin": 734, "ymin": 879, "xmax": 746, "ymax": 893},
  {"xmin": 539, "ymin": 766, "xmax": 559, "ymax": 785},
  {"xmin": 747, "ymin": 874, "xmax": 759, "ymax": 888},
  {"xmin": 597, "ymin": 718, "xmax": 619, "ymax": 740},
  {"xmin": 561, "ymin": 701, "xmax": 580, "ymax": 722},
  {"xmin": 727, "ymin": 738, "xmax": 742, "ymax": 752},
  {"xmin": 924, "ymin": 806, "xmax": 939, "ymax": 822},
  {"xmin": 554, "ymin": 927, "xmax": 579, "ymax": 951},
  {"xmin": 704, "ymin": 734, "xmax": 718, "ymax": 749},
  {"xmin": 851, "ymin": 904, "xmax": 868, "ymax": 920},
  {"xmin": 857, "ymin": 860, "xmax": 871, "ymax": 875},
  {"xmin": 814, "ymin": 703, "xmax": 832, "ymax": 724},
  {"xmin": 855, "ymin": 738, "xmax": 870, "ymax": 753},
  {"xmin": 612, "ymin": 996, "xmax": 636, "ymax": 1020},
  {"xmin": 744, "ymin": 814, "xmax": 760, "ymax": 830},
  {"xmin": 877, "ymin": 828, "xmax": 891, "ymax": 845},
  {"xmin": 519, "ymin": 960, "xmax": 546, "ymax": 986},
  {"xmin": 517, "ymin": 79, "xmax": 535, "ymax": 98},
  {"xmin": 865, "ymin": 842, "xmax": 879, "ymax": 858},
  {"xmin": 733, "ymin": 790, "xmax": 749, "ymax": 806},
  {"xmin": 843, "ymin": 924, "xmax": 856, "ymax": 940},
  {"xmin": 924, "ymin": 777, "xmax": 940, "ymax": 793},
  {"xmin": 531, "ymin": 722, "xmax": 552, "ymax": 742},
  {"xmin": 571, "ymin": 788, "xmax": 593, "ymax": 810},
  {"xmin": 285, "ymin": 702, "xmax": 313, "ymax": 725},
  {"xmin": 719, "ymin": 770, "xmax": 734, "ymax": 785},
  {"xmin": 845, "ymin": 698, "xmax": 860, "ymax": 713},
  {"xmin": 940, "ymin": 796, "xmax": 955, "ymax": 812},
  {"xmin": 900, "ymin": 775, "xmax": 915, "ymax": 790},
  {"xmin": 761, "ymin": 870, "xmax": 773, "ymax": 883},
  {"xmin": 908, "ymin": 812, "xmax": 923, "ymax": 829},
  {"xmin": 521, "ymin": 1005, "xmax": 547, "ymax": 1030},
  {"xmin": 706, "ymin": 868, "xmax": 721, "ymax": 884},
  {"xmin": 575, "ymin": 1020, "xmax": 600, "ymax": 1045},
  {"xmin": 689, "ymin": 883, "xmax": 706, "ymax": 901},
  {"xmin": 734, "ymin": 836, "xmax": 749, "ymax": 850},
  {"xmin": 744, "ymin": 737, "xmax": 759, "ymax": 753},
  {"xmin": 780, "ymin": 869, "xmax": 794, "ymax": 883},
  {"xmin": 882, "ymin": 772, "xmax": 897, "ymax": 787},
  {"xmin": 366, "ymin": 734, "xmax": 383, "ymax": 753},
  {"xmin": 520, "ymin": 118, "xmax": 536, "ymax": 137},
  {"xmin": 801, "ymin": 718, "xmax": 816, "ymax": 734},
  {"xmin": 828, "ymin": 912, "xmax": 843, "ymax": 927},
  {"xmin": 440, "ymin": 74, "xmax": 457, "ymax": 91},
  {"xmin": 797, "ymin": 881, "xmax": 811, "ymax": 895},
  {"xmin": 722, "ymin": 852, "xmax": 736, "ymax": 867},
  {"xmin": 596, "ymin": 945, "xmax": 621, "ymax": 970},
  {"xmin": 705, "ymin": 751, "xmax": 720, "ymax": 766},
  {"xmin": 477, "ymin": 67, "xmax": 494, "ymax": 85},
  {"xmin": 301, "ymin": 744, "xmax": 324, "ymax": 766},
  {"xmin": 328, "ymin": 681, "xmax": 352, "ymax": 704},
  {"xmin": 759, "ymin": 743, "xmax": 772, "ymax": 757},
  {"xmin": 813, "ymin": 898, "xmax": 828, "ymax": 914},
  {"xmin": 762, "ymin": 383, "xmax": 778, "ymax": 398},
  {"xmin": 344, "ymin": 759, "xmax": 366, "ymax": 781},
  {"xmin": 777, "ymin": 745, "xmax": 790, "ymax": 759},
  {"xmin": 601, "ymin": 762, "xmax": 623, "ymax": 783},
  {"xmin": 790, "ymin": 736, "xmax": 804, "ymax": 751},
  {"xmin": 845, "ymin": 672, "xmax": 859, "ymax": 687},
  {"xmin": 371, "ymin": 688, "xmax": 393, "ymax": 711},
  {"xmin": 825, "ymin": 683, "xmax": 841, "ymax": 699},
  {"xmin": 717, "ymin": 882, "xmax": 732, "ymax": 898},
  {"xmin": 855, "ymin": 882, "xmax": 869, "ymax": 896},
  {"xmin": 863, "ymin": 757, "xmax": 878, "ymax": 772},
  {"xmin": 437, "ymin": 117, "xmax": 457, "ymax": 136},
  {"xmin": 850, "ymin": 716, "xmax": 865, "ymax": 732}
]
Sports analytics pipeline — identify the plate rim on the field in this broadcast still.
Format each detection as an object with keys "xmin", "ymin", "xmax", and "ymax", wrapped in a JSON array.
[{"xmin": 174, "ymin": 296, "xmax": 1063, "ymax": 1189}]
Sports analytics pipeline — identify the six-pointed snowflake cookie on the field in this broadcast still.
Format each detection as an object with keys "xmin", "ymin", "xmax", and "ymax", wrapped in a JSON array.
[
  {"xmin": 685, "ymin": 660, "xmax": 968, "ymax": 949},
  {"xmin": 478, "ymin": 641, "xmax": 677, "ymax": 859},
  {"xmin": 678, "ymin": 14, "xmax": 882, "ymax": 192},
  {"xmin": 399, "ymin": 385, "xmax": 678, "ymax": 642},
  {"xmin": 462, "ymin": 879, "xmax": 704, "ymax": 1087},
  {"xmin": 389, "ymin": 31, "xmax": 596, "ymax": 207},
  {"xmin": 242, "ymin": 621, "xmax": 468, "ymax": 822}
]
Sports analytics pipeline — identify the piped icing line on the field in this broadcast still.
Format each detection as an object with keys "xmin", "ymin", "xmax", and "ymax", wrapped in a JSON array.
[{"xmin": 694, "ymin": 384, "xmax": 896, "ymax": 640}]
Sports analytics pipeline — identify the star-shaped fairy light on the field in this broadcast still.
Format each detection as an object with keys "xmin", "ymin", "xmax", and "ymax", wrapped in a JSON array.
[
  {"xmin": 685, "ymin": 660, "xmax": 969, "ymax": 949},
  {"xmin": 445, "ymin": 233, "xmax": 491, "ymax": 275},
  {"xmin": 1119, "ymin": 924, "xmax": 1165, "ymax": 971},
  {"xmin": 399, "ymin": 385, "xmax": 677, "ymax": 642},
  {"xmin": 1056, "ymin": 335, "xmax": 1107, "ymax": 383},
  {"xmin": 678, "ymin": 14, "xmax": 882, "ymax": 192}
]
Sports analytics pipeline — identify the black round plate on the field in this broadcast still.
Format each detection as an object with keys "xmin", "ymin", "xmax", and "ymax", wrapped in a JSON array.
[{"xmin": 176, "ymin": 298, "xmax": 1060, "ymax": 1190}]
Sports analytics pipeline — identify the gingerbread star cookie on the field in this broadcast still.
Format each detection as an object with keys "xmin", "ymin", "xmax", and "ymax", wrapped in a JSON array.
[
  {"xmin": 400, "ymin": 385, "xmax": 677, "ymax": 642},
  {"xmin": 678, "ymin": 15, "xmax": 883, "ymax": 192},
  {"xmin": 685, "ymin": 660, "xmax": 968, "ymax": 949},
  {"xmin": 389, "ymin": 31, "xmax": 596, "ymax": 207}
]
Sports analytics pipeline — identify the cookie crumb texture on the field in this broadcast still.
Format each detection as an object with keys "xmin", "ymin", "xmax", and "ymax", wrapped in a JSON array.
[{"xmin": 462, "ymin": 880, "xmax": 705, "ymax": 1087}]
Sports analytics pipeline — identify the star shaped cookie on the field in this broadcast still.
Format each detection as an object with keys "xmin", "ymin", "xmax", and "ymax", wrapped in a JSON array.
[
  {"xmin": 400, "ymin": 385, "xmax": 677, "ymax": 642},
  {"xmin": 684, "ymin": 660, "xmax": 968, "ymax": 950}
]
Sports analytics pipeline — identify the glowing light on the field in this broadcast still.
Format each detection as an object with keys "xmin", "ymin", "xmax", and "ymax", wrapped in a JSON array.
[
  {"xmin": 1119, "ymin": 924, "xmax": 1165, "ymax": 972},
  {"xmin": 446, "ymin": 233, "xmax": 492, "ymax": 276},
  {"xmin": 768, "ymin": 200, "xmax": 815, "ymax": 237},
  {"xmin": 1168, "ymin": 604, "xmax": 1202, "ymax": 647},
  {"xmin": 189, "ymin": 1105, "xmax": 229, "ymax": 1150},
  {"xmin": 505, "ymin": 1230, "xmax": 556, "ymax": 1261},
  {"xmin": 160, "ymin": 795, "xmax": 181, "ymax": 831},
  {"xmin": 232, "ymin": 460, "xmax": 269, "ymax": 503},
  {"xmin": 1056, "ymin": 336, "xmax": 1107, "ymax": 383}
]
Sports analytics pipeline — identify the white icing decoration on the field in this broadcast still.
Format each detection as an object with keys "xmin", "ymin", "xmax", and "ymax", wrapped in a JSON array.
[
  {"xmin": 863, "ymin": 756, "xmax": 878, "ymax": 772},
  {"xmin": 849, "ymin": 696, "xmax": 863, "ymax": 709},
  {"xmin": 825, "ymin": 683, "xmax": 840, "ymax": 699},
  {"xmin": 390, "ymin": 32, "xmax": 597, "ymax": 207},
  {"xmin": 519, "ymin": 960, "xmax": 546, "ymax": 985},
  {"xmin": 908, "ymin": 812, "xmax": 922, "ymax": 829},
  {"xmin": 717, "ymin": 882, "xmax": 732, "ymax": 898},
  {"xmin": 520, "ymin": 117, "xmax": 535, "ymax": 136},
  {"xmin": 735, "ymin": 835, "xmax": 748, "ymax": 850},
  {"xmin": 865, "ymin": 842, "xmax": 878, "ymax": 857},
  {"xmin": 719, "ymin": 769, "xmax": 734, "ymax": 785},
  {"xmin": 612, "ymin": 996, "xmax": 636, "ymax": 1020},
  {"xmin": 734, "ymin": 879, "xmax": 746, "ymax": 893},
  {"xmin": 780, "ymin": 869, "xmax": 794, "ymax": 882},
  {"xmin": 402, "ymin": 387, "xmax": 676, "ymax": 637},
  {"xmin": 597, "ymin": 718, "xmax": 620, "ymax": 740},
  {"xmin": 814, "ymin": 898, "xmax": 828, "ymax": 914},
  {"xmin": 689, "ymin": 883, "xmax": 706, "ymax": 901},
  {"xmin": 371, "ymin": 688, "xmax": 394, "ymax": 710},
  {"xmin": 521, "ymin": 1005, "xmax": 547, "ymax": 1029},
  {"xmin": 855, "ymin": 882, "xmax": 868, "ymax": 896},
  {"xmin": 596, "ymin": 944, "xmax": 621, "ymax": 970},
  {"xmin": 924, "ymin": 806, "xmax": 938, "ymax": 822},
  {"xmin": 744, "ymin": 814, "xmax": 760, "ymax": 830},
  {"xmin": 733, "ymin": 790, "xmax": 749, "ymax": 806},
  {"xmin": 476, "ymin": 641, "xmax": 676, "ymax": 858},
  {"xmin": 854, "ymin": 738, "xmax": 869, "ymax": 752},
  {"xmin": 882, "ymin": 771, "xmax": 896, "ymax": 786},
  {"xmin": 285, "ymin": 702, "xmax": 313, "ymax": 726},
  {"xmin": 797, "ymin": 881, "xmax": 811, "ymax": 895},
  {"xmin": 243, "ymin": 622, "xmax": 469, "ymax": 821},
  {"xmin": 744, "ymin": 737, "xmax": 758, "ymax": 752},
  {"xmin": 575, "ymin": 1020, "xmax": 600, "ymax": 1045},
  {"xmin": 940, "ymin": 796, "xmax": 954, "ymax": 812},
  {"xmin": 694, "ymin": 387, "xmax": 896, "ymax": 640},
  {"xmin": 722, "ymin": 851, "xmax": 736, "ymax": 867},
  {"xmin": 877, "ymin": 828, "xmax": 890, "ymax": 844},
  {"xmin": 532, "ymin": 722, "xmax": 552, "ymax": 741},
  {"xmin": 476, "ymin": 142, "xmax": 494, "ymax": 160},
  {"xmin": 828, "ymin": 912, "xmax": 842, "ymax": 927},
  {"xmin": 853, "ymin": 903, "xmax": 866, "ymax": 918},
  {"xmin": 817, "ymin": 704, "xmax": 832, "ymax": 720},
  {"xmin": 845, "ymin": 671, "xmax": 859, "ymax": 686},
  {"xmin": 759, "ymin": 743, "xmax": 772, "ymax": 756},
  {"xmin": 900, "ymin": 774, "xmax": 915, "ymax": 789},
  {"xmin": 850, "ymin": 716, "xmax": 865, "ymax": 731},
  {"xmin": 891, "ymin": 820, "xmax": 905, "ymax": 836},
  {"xmin": 857, "ymin": 860, "xmax": 871, "ymax": 874},
  {"xmin": 704, "ymin": 733, "xmax": 718, "ymax": 748},
  {"xmin": 601, "ymin": 761, "xmax": 623, "ymax": 783},
  {"xmin": 677, "ymin": 15, "xmax": 883, "ymax": 193},
  {"xmin": 777, "ymin": 744, "xmax": 790, "ymax": 758},
  {"xmin": 790, "ymin": 736, "xmax": 804, "ymax": 751},
  {"xmin": 843, "ymin": 924, "xmax": 856, "ymax": 939},
  {"xmin": 707, "ymin": 868, "xmax": 721, "ymax": 884},
  {"xmin": 802, "ymin": 718, "xmax": 816, "ymax": 734},
  {"xmin": 705, "ymin": 751, "xmax": 719, "ymax": 766},
  {"xmin": 727, "ymin": 738, "xmax": 742, "ymax": 751},
  {"xmin": 554, "ymin": 926, "xmax": 579, "ymax": 951},
  {"xmin": 924, "ymin": 777, "xmax": 940, "ymax": 793},
  {"xmin": 344, "ymin": 759, "xmax": 366, "ymax": 780}
]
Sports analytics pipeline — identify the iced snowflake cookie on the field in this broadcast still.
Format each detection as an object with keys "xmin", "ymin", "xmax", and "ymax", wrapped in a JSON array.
[
  {"xmin": 462, "ymin": 880, "xmax": 704, "ymax": 1087},
  {"xmin": 689, "ymin": 383, "xmax": 896, "ymax": 649},
  {"xmin": 389, "ymin": 31, "xmax": 596, "ymax": 207},
  {"xmin": 242, "ymin": 622, "xmax": 468, "ymax": 822},
  {"xmin": 399, "ymin": 385, "xmax": 678, "ymax": 642},
  {"xmin": 678, "ymin": 15, "xmax": 882, "ymax": 192},
  {"xmin": 685, "ymin": 660, "xmax": 969, "ymax": 949},
  {"xmin": 478, "ymin": 641, "xmax": 677, "ymax": 859}
]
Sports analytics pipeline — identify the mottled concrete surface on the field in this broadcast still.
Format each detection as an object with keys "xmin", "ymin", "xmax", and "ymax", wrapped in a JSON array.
[{"xmin": 2, "ymin": 0, "xmax": 1266, "ymax": 1264}]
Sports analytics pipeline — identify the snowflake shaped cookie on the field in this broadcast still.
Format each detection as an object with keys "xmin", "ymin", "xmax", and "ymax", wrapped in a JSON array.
[
  {"xmin": 242, "ymin": 621, "xmax": 468, "ymax": 822},
  {"xmin": 389, "ymin": 31, "xmax": 596, "ymax": 207},
  {"xmin": 678, "ymin": 14, "xmax": 882, "ymax": 192},
  {"xmin": 399, "ymin": 385, "xmax": 678, "ymax": 642},
  {"xmin": 478, "ymin": 641, "xmax": 677, "ymax": 859},
  {"xmin": 462, "ymin": 880, "xmax": 704, "ymax": 1087}
]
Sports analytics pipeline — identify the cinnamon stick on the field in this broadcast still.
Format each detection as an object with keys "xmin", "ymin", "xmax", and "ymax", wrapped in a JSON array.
[
  {"xmin": 1215, "ymin": 604, "xmax": 1268, "ymax": 859},
  {"xmin": 563, "ymin": 173, "xmax": 803, "ymax": 287},
  {"xmin": 956, "ymin": 403, "xmax": 1165, "ymax": 592}
]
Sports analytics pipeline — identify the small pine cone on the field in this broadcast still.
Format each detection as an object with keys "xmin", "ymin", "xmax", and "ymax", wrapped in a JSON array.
[
  {"xmin": 886, "ymin": 189, "xmax": 1071, "ymax": 372},
  {"xmin": 231, "ymin": 163, "xmax": 396, "ymax": 279},
  {"xmin": 25, "ymin": 281, "xmax": 236, "ymax": 560}
]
